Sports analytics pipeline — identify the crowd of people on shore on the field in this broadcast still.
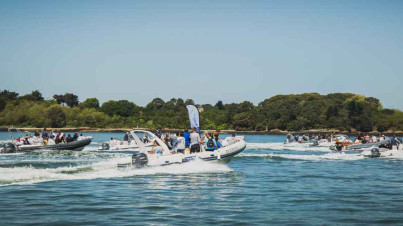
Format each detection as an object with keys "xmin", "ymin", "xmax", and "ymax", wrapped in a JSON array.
[{"xmin": 15, "ymin": 128, "xmax": 86, "ymax": 146}]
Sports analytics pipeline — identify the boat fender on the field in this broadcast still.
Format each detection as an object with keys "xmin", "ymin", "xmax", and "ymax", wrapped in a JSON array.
[
  {"xmin": 215, "ymin": 150, "xmax": 221, "ymax": 160},
  {"xmin": 370, "ymin": 148, "xmax": 381, "ymax": 158},
  {"xmin": 101, "ymin": 143, "xmax": 110, "ymax": 150},
  {"xmin": 2, "ymin": 143, "xmax": 16, "ymax": 153},
  {"xmin": 132, "ymin": 153, "xmax": 148, "ymax": 168}
]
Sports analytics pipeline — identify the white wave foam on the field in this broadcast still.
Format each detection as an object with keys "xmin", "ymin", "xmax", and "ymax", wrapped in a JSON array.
[
  {"xmin": 235, "ymin": 153, "xmax": 270, "ymax": 158},
  {"xmin": 0, "ymin": 158, "xmax": 231, "ymax": 186},
  {"xmin": 0, "ymin": 140, "xmax": 14, "ymax": 144},
  {"xmin": 0, "ymin": 153, "xmax": 24, "ymax": 156},
  {"xmin": 269, "ymin": 152, "xmax": 364, "ymax": 161},
  {"xmin": 381, "ymin": 150, "xmax": 403, "ymax": 160},
  {"xmin": 246, "ymin": 142, "xmax": 331, "ymax": 152}
]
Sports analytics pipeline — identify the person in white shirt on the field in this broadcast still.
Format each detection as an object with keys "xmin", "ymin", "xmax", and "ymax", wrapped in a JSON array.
[
  {"xmin": 190, "ymin": 127, "xmax": 201, "ymax": 153},
  {"xmin": 371, "ymin": 135, "xmax": 377, "ymax": 143},
  {"xmin": 77, "ymin": 134, "xmax": 86, "ymax": 141},
  {"xmin": 176, "ymin": 132, "xmax": 185, "ymax": 154}
]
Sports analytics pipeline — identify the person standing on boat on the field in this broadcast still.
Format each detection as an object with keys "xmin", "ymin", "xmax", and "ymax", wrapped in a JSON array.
[
  {"xmin": 123, "ymin": 132, "xmax": 129, "ymax": 142},
  {"xmin": 391, "ymin": 135, "xmax": 398, "ymax": 150},
  {"xmin": 183, "ymin": 130, "xmax": 190, "ymax": 149},
  {"xmin": 171, "ymin": 133, "xmax": 178, "ymax": 153},
  {"xmin": 176, "ymin": 132, "xmax": 185, "ymax": 154},
  {"xmin": 42, "ymin": 128, "xmax": 49, "ymax": 145},
  {"xmin": 190, "ymin": 127, "xmax": 201, "ymax": 153}
]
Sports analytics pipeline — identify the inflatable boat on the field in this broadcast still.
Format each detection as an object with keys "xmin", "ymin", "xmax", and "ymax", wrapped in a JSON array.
[
  {"xmin": 118, "ymin": 130, "xmax": 246, "ymax": 168},
  {"xmin": 1, "ymin": 138, "xmax": 92, "ymax": 153},
  {"xmin": 345, "ymin": 139, "xmax": 390, "ymax": 151},
  {"xmin": 0, "ymin": 127, "xmax": 92, "ymax": 153}
]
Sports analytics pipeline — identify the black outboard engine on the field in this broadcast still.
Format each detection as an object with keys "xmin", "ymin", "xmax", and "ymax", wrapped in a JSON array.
[
  {"xmin": 370, "ymin": 148, "xmax": 381, "ymax": 158},
  {"xmin": 2, "ymin": 143, "xmax": 17, "ymax": 153},
  {"xmin": 132, "ymin": 153, "xmax": 148, "ymax": 168},
  {"xmin": 312, "ymin": 140, "xmax": 319, "ymax": 146},
  {"xmin": 335, "ymin": 142, "xmax": 343, "ymax": 151},
  {"xmin": 100, "ymin": 143, "xmax": 110, "ymax": 150}
]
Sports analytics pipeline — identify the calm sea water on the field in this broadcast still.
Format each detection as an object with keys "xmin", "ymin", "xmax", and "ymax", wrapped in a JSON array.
[{"xmin": 1, "ymin": 132, "xmax": 403, "ymax": 225}]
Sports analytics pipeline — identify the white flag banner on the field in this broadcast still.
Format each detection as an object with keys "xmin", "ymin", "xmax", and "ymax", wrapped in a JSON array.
[{"xmin": 186, "ymin": 105, "xmax": 200, "ymax": 133}]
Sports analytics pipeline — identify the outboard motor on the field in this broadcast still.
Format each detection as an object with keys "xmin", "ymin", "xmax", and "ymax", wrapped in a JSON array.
[
  {"xmin": 2, "ymin": 143, "xmax": 17, "ymax": 153},
  {"xmin": 100, "ymin": 143, "xmax": 110, "ymax": 150},
  {"xmin": 312, "ymin": 140, "xmax": 319, "ymax": 147},
  {"xmin": 370, "ymin": 148, "xmax": 381, "ymax": 158},
  {"xmin": 335, "ymin": 142, "xmax": 343, "ymax": 151},
  {"xmin": 132, "ymin": 153, "xmax": 148, "ymax": 168}
]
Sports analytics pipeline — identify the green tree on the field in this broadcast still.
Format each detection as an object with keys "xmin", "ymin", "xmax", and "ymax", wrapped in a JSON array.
[
  {"xmin": 53, "ymin": 94, "xmax": 65, "ymax": 105},
  {"xmin": 0, "ymin": 98, "xmax": 5, "ymax": 112},
  {"xmin": 0, "ymin": 90, "xmax": 19, "ymax": 101},
  {"xmin": 146, "ymin": 98, "xmax": 165, "ymax": 110},
  {"xmin": 21, "ymin": 90, "xmax": 44, "ymax": 101},
  {"xmin": 46, "ymin": 105, "xmax": 66, "ymax": 127},
  {"xmin": 80, "ymin": 98, "xmax": 100, "ymax": 109},
  {"xmin": 101, "ymin": 100, "xmax": 137, "ymax": 117},
  {"xmin": 64, "ymin": 93, "xmax": 79, "ymax": 107},
  {"xmin": 185, "ymin": 99, "xmax": 195, "ymax": 106},
  {"xmin": 215, "ymin": 100, "xmax": 224, "ymax": 110}
]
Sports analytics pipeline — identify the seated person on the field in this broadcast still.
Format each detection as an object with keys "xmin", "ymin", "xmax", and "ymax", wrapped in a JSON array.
[
  {"xmin": 60, "ymin": 133, "xmax": 65, "ymax": 143},
  {"xmin": 226, "ymin": 133, "xmax": 237, "ymax": 146},
  {"xmin": 214, "ymin": 135, "xmax": 222, "ymax": 149},
  {"xmin": 143, "ymin": 135, "xmax": 150, "ymax": 143},
  {"xmin": 48, "ymin": 138, "xmax": 55, "ymax": 145},
  {"xmin": 65, "ymin": 134, "xmax": 73, "ymax": 143},
  {"xmin": 205, "ymin": 133, "xmax": 218, "ymax": 151},
  {"xmin": 149, "ymin": 140, "xmax": 163, "ymax": 154},
  {"xmin": 55, "ymin": 135, "xmax": 62, "ymax": 144},
  {"xmin": 16, "ymin": 138, "xmax": 24, "ymax": 146},
  {"xmin": 73, "ymin": 132, "xmax": 79, "ymax": 141},
  {"xmin": 77, "ymin": 134, "xmax": 86, "ymax": 141},
  {"xmin": 28, "ymin": 136, "xmax": 35, "ymax": 145}
]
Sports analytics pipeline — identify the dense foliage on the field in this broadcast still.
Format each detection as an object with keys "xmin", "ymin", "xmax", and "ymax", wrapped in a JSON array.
[{"xmin": 1, "ymin": 90, "xmax": 403, "ymax": 132}]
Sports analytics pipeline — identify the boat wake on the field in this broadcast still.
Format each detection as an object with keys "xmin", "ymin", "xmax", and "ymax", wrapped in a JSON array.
[
  {"xmin": 268, "ymin": 152, "xmax": 365, "ymax": 161},
  {"xmin": 236, "ymin": 152, "xmax": 364, "ymax": 161},
  {"xmin": 0, "ymin": 158, "xmax": 231, "ymax": 186},
  {"xmin": 246, "ymin": 142, "xmax": 331, "ymax": 152}
]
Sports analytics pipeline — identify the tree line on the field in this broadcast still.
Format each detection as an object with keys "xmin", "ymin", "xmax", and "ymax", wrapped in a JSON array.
[{"xmin": 0, "ymin": 90, "xmax": 402, "ymax": 132}]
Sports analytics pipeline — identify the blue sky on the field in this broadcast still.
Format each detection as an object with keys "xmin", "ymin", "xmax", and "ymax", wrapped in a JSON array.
[{"xmin": 1, "ymin": 0, "xmax": 402, "ymax": 109}]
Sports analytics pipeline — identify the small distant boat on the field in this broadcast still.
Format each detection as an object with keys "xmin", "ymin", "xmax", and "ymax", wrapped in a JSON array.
[
  {"xmin": 1, "ymin": 127, "xmax": 92, "ymax": 153},
  {"xmin": 345, "ymin": 139, "xmax": 390, "ymax": 151}
]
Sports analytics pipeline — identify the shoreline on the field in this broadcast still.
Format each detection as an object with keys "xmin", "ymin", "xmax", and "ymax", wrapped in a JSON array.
[{"xmin": 1, "ymin": 127, "xmax": 403, "ymax": 136}]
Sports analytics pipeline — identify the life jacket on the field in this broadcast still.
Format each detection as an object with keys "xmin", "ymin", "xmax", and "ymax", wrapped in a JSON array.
[{"xmin": 206, "ymin": 138, "xmax": 215, "ymax": 150}]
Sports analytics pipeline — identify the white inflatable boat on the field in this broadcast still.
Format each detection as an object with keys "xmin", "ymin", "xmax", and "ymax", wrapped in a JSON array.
[{"xmin": 118, "ymin": 130, "xmax": 246, "ymax": 168}]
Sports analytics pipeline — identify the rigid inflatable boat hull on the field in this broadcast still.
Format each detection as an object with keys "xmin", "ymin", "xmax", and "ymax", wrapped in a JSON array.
[{"xmin": 17, "ymin": 138, "xmax": 92, "ymax": 152}]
